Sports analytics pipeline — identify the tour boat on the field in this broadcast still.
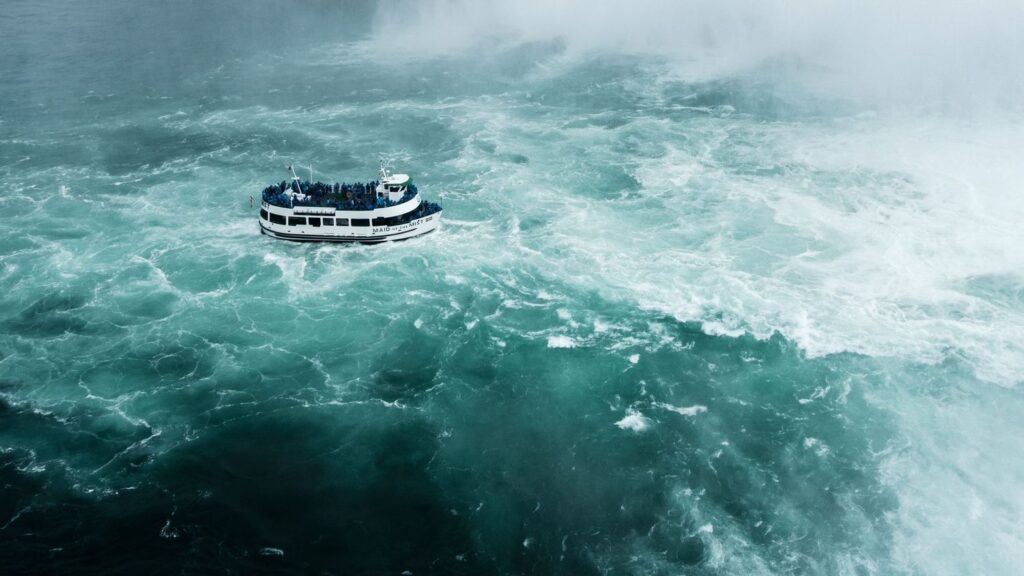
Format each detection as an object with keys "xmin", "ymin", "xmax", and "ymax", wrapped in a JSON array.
[{"xmin": 257, "ymin": 163, "xmax": 442, "ymax": 243}]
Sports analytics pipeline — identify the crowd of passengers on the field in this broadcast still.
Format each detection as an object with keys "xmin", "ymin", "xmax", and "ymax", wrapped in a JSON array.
[{"xmin": 261, "ymin": 180, "xmax": 418, "ymax": 211}]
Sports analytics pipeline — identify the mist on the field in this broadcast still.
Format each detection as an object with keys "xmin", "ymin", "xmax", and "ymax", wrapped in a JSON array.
[{"xmin": 373, "ymin": 0, "xmax": 1024, "ymax": 112}]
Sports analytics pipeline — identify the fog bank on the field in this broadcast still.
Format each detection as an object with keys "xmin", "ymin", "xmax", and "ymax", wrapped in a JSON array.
[{"xmin": 374, "ymin": 0, "xmax": 1024, "ymax": 111}]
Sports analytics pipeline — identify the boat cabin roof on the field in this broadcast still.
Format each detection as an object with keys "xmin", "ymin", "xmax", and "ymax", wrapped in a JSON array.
[{"xmin": 382, "ymin": 173, "xmax": 410, "ymax": 186}]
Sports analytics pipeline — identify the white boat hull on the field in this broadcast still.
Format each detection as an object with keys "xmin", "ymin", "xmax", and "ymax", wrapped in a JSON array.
[{"xmin": 259, "ymin": 209, "xmax": 441, "ymax": 244}]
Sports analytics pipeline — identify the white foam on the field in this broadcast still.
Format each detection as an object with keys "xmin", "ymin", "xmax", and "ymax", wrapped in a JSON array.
[
  {"xmin": 615, "ymin": 409, "xmax": 650, "ymax": 432},
  {"xmin": 159, "ymin": 519, "xmax": 180, "ymax": 540},
  {"xmin": 547, "ymin": 335, "xmax": 577, "ymax": 349},
  {"xmin": 536, "ymin": 290, "xmax": 556, "ymax": 301},
  {"xmin": 500, "ymin": 111, "xmax": 1024, "ymax": 387},
  {"xmin": 659, "ymin": 403, "xmax": 707, "ymax": 417}
]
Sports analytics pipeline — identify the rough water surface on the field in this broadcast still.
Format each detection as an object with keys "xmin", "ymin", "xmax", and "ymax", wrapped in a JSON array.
[{"xmin": 2, "ymin": 1, "xmax": 1024, "ymax": 574}]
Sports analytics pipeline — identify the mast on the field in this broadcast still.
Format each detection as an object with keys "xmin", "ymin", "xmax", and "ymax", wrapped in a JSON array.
[{"xmin": 287, "ymin": 165, "xmax": 303, "ymax": 195}]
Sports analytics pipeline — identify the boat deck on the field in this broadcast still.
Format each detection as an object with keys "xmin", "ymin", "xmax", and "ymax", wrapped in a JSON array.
[{"xmin": 262, "ymin": 181, "xmax": 417, "ymax": 211}]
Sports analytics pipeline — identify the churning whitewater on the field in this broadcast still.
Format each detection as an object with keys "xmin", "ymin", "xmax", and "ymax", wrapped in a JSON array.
[{"xmin": 1, "ymin": 1, "xmax": 1023, "ymax": 574}]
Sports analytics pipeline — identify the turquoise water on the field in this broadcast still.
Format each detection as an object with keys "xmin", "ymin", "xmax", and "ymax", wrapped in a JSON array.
[{"xmin": 2, "ymin": 1, "xmax": 1024, "ymax": 574}]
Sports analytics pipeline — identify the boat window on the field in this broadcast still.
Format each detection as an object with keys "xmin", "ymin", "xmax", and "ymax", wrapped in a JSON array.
[
  {"xmin": 322, "ymin": 218, "xmax": 333, "ymax": 226},
  {"xmin": 335, "ymin": 218, "xmax": 348, "ymax": 226},
  {"xmin": 374, "ymin": 215, "xmax": 406, "ymax": 227},
  {"xmin": 269, "ymin": 213, "xmax": 286, "ymax": 225},
  {"xmin": 260, "ymin": 209, "xmax": 268, "ymax": 220},
  {"xmin": 309, "ymin": 217, "xmax": 321, "ymax": 227},
  {"xmin": 288, "ymin": 217, "xmax": 306, "ymax": 226},
  {"xmin": 351, "ymin": 218, "xmax": 369, "ymax": 227}
]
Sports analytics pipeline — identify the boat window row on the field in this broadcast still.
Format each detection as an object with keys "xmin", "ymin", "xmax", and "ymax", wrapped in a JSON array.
[
  {"xmin": 287, "ymin": 216, "xmax": 365, "ymax": 227},
  {"xmin": 261, "ymin": 204, "xmax": 440, "ymax": 229},
  {"xmin": 262, "ymin": 210, "xmax": 371, "ymax": 227}
]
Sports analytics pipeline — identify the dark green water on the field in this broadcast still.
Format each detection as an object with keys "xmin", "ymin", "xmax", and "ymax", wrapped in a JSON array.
[{"xmin": 2, "ymin": 1, "xmax": 1023, "ymax": 574}]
